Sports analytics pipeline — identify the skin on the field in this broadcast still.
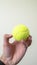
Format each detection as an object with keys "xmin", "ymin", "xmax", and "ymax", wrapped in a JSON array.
[{"xmin": 0, "ymin": 34, "xmax": 32, "ymax": 65}]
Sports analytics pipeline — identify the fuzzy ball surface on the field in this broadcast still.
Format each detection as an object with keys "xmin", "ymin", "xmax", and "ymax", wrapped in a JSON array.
[{"xmin": 12, "ymin": 24, "xmax": 30, "ymax": 41}]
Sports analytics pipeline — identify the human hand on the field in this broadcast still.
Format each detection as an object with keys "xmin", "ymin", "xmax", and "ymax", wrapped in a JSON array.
[{"xmin": 1, "ymin": 34, "xmax": 32, "ymax": 65}]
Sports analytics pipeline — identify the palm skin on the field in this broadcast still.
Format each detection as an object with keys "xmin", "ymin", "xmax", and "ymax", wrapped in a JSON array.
[{"xmin": 1, "ymin": 34, "xmax": 32, "ymax": 65}]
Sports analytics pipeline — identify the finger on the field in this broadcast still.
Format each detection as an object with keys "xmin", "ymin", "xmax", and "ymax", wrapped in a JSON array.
[
  {"xmin": 4, "ymin": 34, "xmax": 13, "ymax": 39},
  {"xmin": 26, "ymin": 35, "xmax": 32, "ymax": 46},
  {"xmin": 20, "ymin": 35, "xmax": 32, "ymax": 48},
  {"xmin": 26, "ymin": 35, "xmax": 32, "ymax": 42},
  {"xmin": 20, "ymin": 40, "xmax": 25, "ymax": 44},
  {"xmin": 3, "ymin": 34, "xmax": 13, "ymax": 46}
]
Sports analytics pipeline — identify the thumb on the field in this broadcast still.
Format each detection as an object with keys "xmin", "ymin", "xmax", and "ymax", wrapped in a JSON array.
[{"xmin": 3, "ymin": 34, "xmax": 13, "ymax": 46}]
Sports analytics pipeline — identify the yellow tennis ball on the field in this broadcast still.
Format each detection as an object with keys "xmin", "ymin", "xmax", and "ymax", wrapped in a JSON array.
[{"xmin": 12, "ymin": 24, "xmax": 30, "ymax": 41}]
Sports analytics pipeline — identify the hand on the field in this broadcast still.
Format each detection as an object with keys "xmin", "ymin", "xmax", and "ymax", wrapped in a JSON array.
[{"xmin": 0, "ymin": 34, "xmax": 32, "ymax": 65}]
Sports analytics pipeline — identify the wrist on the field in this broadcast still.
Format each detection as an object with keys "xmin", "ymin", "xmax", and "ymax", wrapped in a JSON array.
[
  {"xmin": 0, "ymin": 56, "xmax": 8, "ymax": 65},
  {"xmin": 0, "ymin": 56, "xmax": 16, "ymax": 65},
  {"xmin": 7, "ymin": 60, "xmax": 15, "ymax": 65}
]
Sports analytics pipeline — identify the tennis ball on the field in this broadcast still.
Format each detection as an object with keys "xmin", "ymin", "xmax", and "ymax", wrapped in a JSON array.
[{"xmin": 12, "ymin": 24, "xmax": 30, "ymax": 41}]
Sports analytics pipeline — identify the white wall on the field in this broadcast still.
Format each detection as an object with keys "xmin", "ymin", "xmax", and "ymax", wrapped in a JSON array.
[{"xmin": 0, "ymin": 0, "xmax": 37, "ymax": 65}]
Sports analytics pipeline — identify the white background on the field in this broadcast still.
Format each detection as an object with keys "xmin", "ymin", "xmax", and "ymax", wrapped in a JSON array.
[{"xmin": 0, "ymin": 0, "xmax": 37, "ymax": 65}]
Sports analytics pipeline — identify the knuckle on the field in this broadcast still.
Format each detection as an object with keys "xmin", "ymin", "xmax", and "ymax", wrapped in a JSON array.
[{"xmin": 4, "ymin": 34, "xmax": 8, "ymax": 38}]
